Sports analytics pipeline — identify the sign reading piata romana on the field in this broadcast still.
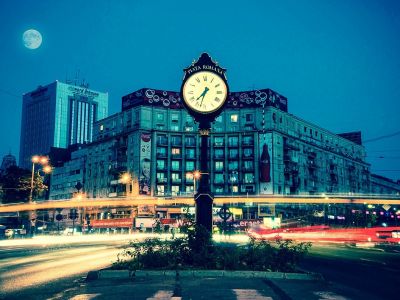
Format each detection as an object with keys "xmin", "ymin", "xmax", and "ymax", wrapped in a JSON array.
[{"xmin": 180, "ymin": 53, "xmax": 229, "ymax": 127}]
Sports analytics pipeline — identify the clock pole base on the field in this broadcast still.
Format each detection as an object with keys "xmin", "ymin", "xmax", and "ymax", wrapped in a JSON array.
[{"xmin": 195, "ymin": 193, "xmax": 213, "ymax": 232}]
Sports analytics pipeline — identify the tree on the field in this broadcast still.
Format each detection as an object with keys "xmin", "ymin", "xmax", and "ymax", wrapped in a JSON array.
[
  {"xmin": 0, "ymin": 166, "xmax": 48, "ymax": 203},
  {"xmin": 19, "ymin": 172, "xmax": 48, "ymax": 200}
]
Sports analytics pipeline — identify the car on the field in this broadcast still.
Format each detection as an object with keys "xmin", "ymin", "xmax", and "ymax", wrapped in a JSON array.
[{"xmin": 62, "ymin": 227, "xmax": 82, "ymax": 236}]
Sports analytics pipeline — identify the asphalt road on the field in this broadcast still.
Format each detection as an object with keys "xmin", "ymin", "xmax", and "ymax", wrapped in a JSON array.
[
  {"xmin": 0, "ymin": 236, "xmax": 131, "ymax": 300},
  {"xmin": 1, "ymin": 236, "xmax": 399, "ymax": 299},
  {"xmin": 300, "ymin": 243, "xmax": 400, "ymax": 299}
]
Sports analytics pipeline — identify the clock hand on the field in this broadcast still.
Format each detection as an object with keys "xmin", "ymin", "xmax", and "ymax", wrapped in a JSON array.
[
  {"xmin": 199, "ymin": 87, "xmax": 210, "ymax": 106},
  {"xmin": 196, "ymin": 87, "xmax": 210, "ymax": 100}
]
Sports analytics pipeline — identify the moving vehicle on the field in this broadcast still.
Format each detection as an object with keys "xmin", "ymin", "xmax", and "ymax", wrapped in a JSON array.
[{"xmin": 248, "ymin": 225, "xmax": 400, "ymax": 244}]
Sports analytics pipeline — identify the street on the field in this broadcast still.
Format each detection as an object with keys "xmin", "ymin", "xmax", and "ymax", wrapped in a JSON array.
[
  {"xmin": 300, "ymin": 244, "xmax": 400, "ymax": 299},
  {"xmin": 1, "ymin": 236, "xmax": 400, "ymax": 299},
  {"xmin": 0, "ymin": 235, "xmax": 136, "ymax": 299}
]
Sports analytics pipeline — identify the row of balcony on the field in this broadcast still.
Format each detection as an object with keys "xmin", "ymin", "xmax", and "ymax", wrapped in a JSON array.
[
  {"xmin": 156, "ymin": 166, "xmax": 255, "ymax": 172},
  {"xmin": 156, "ymin": 141, "xmax": 255, "ymax": 148},
  {"xmin": 156, "ymin": 153, "xmax": 254, "ymax": 160},
  {"xmin": 156, "ymin": 153, "xmax": 255, "ymax": 160},
  {"xmin": 156, "ymin": 178, "xmax": 255, "ymax": 185}
]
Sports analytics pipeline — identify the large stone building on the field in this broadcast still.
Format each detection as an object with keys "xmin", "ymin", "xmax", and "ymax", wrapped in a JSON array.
[
  {"xmin": 77, "ymin": 87, "xmax": 370, "ymax": 199},
  {"xmin": 19, "ymin": 81, "xmax": 108, "ymax": 169},
  {"xmin": 370, "ymin": 174, "xmax": 400, "ymax": 195}
]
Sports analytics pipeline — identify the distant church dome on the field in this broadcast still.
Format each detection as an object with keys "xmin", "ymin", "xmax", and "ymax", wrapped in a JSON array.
[{"xmin": 0, "ymin": 153, "xmax": 17, "ymax": 174}]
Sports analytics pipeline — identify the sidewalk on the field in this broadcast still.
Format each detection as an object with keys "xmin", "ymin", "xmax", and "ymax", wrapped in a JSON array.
[{"xmin": 46, "ymin": 270, "xmax": 374, "ymax": 300}]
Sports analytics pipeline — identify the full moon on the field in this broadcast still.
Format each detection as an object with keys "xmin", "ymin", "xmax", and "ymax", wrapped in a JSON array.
[{"xmin": 23, "ymin": 29, "xmax": 42, "ymax": 49}]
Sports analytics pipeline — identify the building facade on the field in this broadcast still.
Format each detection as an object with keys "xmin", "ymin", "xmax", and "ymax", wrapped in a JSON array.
[
  {"xmin": 19, "ymin": 81, "xmax": 108, "ymax": 169},
  {"xmin": 78, "ymin": 88, "xmax": 370, "ymax": 198},
  {"xmin": 370, "ymin": 174, "xmax": 400, "ymax": 195},
  {"xmin": 49, "ymin": 146, "xmax": 87, "ymax": 200}
]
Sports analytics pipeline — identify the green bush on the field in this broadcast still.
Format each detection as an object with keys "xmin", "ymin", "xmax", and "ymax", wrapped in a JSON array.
[{"xmin": 113, "ymin": 226, "xmax": 311, "ymax": 272}]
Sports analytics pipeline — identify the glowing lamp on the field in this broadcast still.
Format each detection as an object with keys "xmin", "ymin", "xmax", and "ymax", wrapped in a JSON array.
[{"xmin": 43, "ymin": 165, "xmax": 52, "ymax": 174}]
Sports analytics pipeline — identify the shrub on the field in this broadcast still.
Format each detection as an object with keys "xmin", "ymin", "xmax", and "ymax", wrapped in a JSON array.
[{"xmin": 113, "ymin": 228, "xmax": 312, "ymax": 272}]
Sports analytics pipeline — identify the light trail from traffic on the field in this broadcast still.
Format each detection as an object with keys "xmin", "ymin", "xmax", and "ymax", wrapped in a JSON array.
[
  {"xmin": 0, "ymin": 245, "xmax": 119, "ymax": 293},
  {"xmin": 1, "ymin": 195, "xmax": 400, "ymax": 213}
]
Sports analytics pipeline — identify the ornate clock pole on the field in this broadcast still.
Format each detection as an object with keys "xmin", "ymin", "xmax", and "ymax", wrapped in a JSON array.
[{"xmin": 180, "ymin": 53, "xmax": 229, "ymax": 232}]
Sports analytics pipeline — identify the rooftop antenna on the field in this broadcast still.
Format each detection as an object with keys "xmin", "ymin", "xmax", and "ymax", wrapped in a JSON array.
[
  {"xmin": 74, "ymin": 69, "xmax": 80, "ymax": 86},
  {"xmin": 65, "ymin": 71, "xmax": 72, "ymax": 84}
]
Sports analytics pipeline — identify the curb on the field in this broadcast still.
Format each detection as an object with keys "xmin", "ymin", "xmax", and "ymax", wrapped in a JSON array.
[{"xmin": 90, "ymin": 269, "xmax": 323, "ymax": 281}]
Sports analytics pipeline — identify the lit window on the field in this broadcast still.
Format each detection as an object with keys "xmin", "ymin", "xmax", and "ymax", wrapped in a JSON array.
[
  {"xmin": 171, "ymin": 173, "xmax": 181, "ymax": 181},
  {"xmin": 215, "ymin": 161, "xmax": 224, "ymax": 171},
  {"xmin": 171, "ymin": 148, "xmax": 181, "ymax": 155},
  {"xmin": 100, "ymin": 125, "xmax": 104, "ymax": 131},
  {"xmin": 171, "ymin": 114, "xmax": 179, "ymax": 122},
  {"xmin": 157, "ymin": 185, "xmax": 165, "ymax": 195},
  {"xmin": 230, "ymin": 114, "xmax": 238, "ymax": 122},
  {"xmin": 171, "ymin": 185, "xmax": 180, "ymax": 195}
]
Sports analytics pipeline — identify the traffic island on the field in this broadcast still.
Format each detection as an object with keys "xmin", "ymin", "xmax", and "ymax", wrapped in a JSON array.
[{"xmin": 90, "ymin": 269, "xmax": 323, "ymax": 280}]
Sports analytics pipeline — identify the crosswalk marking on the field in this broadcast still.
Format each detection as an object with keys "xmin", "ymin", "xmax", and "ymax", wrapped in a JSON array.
[
  {"xmin": 147, "ymin": 290, "xmax": 175, "ymax": 300},
  {"xmin": 233, "ymin": 289, "xmax": 273, "ymax": 300}
]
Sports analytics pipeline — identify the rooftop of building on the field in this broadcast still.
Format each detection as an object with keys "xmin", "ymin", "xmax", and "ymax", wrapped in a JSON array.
[
  {"xmin": 371, "ymin": 173, "xmax": 400, "ymax": 184},
  {"xmin": 94, "ymin": 87, "xmax": 366, "ymax": 151},
  {"xmin": 121, "ymin": 87, "xmax": 288, "ymax": 112},
  {"xmin": 23, "ymin": 80, "xmax": 108, "ymax": 97}
]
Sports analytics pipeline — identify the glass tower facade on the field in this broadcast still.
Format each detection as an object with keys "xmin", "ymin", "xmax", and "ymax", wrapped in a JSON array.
[{"xmin": 19, "ymin": 81, "xmax": 108, "ymax": 169}]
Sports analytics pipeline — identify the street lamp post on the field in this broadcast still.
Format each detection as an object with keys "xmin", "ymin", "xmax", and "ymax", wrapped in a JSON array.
[
  {"xmin": 29, "ymin": 155, "xmax": 49, "ymax": 202},
  {"xmin": 28, "ymin": 155, "xmax": 51, "ymax": 236}
]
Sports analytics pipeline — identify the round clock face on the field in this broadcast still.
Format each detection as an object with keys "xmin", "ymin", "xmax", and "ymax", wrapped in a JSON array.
[{"xmin": 182, "ymin": 71, "xmax": 228, "ymax": 114}]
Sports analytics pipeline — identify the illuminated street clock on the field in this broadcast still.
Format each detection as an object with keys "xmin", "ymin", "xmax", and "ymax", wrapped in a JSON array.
[{"xmin": 180, "ymin": 53, "xmax": 229, "ymax": 127}]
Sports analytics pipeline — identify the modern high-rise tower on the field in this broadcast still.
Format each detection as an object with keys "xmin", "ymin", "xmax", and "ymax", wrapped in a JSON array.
[{"xmin": 19, "ymin": 81, "xmax": 108, "ymax": 169}]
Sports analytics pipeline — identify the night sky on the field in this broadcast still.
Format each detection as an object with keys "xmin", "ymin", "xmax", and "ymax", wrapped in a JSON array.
[{"xmin": 0, "ymin": 0, "xmax": 399, "ymax": 180}]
